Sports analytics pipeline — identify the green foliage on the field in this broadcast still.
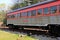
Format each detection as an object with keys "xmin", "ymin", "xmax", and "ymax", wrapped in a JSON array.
[
  {"xmin": 11, "ymin": 3, "xmax": 20, "ymax": 10},
  {"xmin": 20, "ymin": 3, "xmax": 27, "ymax": 7},
  {"xmin": 0, "ymin": 3, "xmax": 5, "ymax": 8},
  {"xmin": 11, "ymin": 3, "xmax": 27, "ymax": 10},
  {"xmin": 3, "ymin": 18, "xmax": 7, "ymax": 24},
  {"xmin": 31, "ymin": 0, "xmax": 38, "ymax": 4},
  {"xmin": 0, "ymin": 11, "xmax": 6, "ymax": 24},
  {"xmin": 11, "ymin": 0, "xmax": 39, "ymax": 10}
]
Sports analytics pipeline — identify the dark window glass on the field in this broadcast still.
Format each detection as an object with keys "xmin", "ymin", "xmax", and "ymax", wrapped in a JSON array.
[
  {"xmin": 15, "ymin": 14, "xmax": 20, "ymax": 18},
  {"xmin": 38, "ymin": 9, "xmax": 42, "ymax": 15},
  {"xmin": 21, "ymin": 12, "xmax": 27, "ymax": 16},
  {"xmin": 8, "ymin": 15, "xmax": 15, "ymax": 18},
  {"xmin": 14, "ymin": 14, "xmax": 17, "ymax": 18},
  {"xmin": 50, "ymin": 6, "xmax": 57, "ymax": 14},
  {"xmin": 8, "ymin": 16, "xmax": 11, "ymax": 18},
  {"xmin": 44, "ymin": 8, "xmax": 49, "ymax": 14},
  {"xmin": 11, "ymin": 15, "xmax": 15, "ymax": 18},
  {"xmin": 27, "ymin": 11, "xmax": 31, "ymax": 16},
  {"xmin": 31, "ymin": 10, "xmax": 36, "ymax": 16},
  {"xmin": 17, "ymin": 13, "xmax": 20, "ymax": 17}
]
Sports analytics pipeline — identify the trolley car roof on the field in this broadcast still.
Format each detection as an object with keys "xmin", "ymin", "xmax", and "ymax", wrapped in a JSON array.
[{"xmin": 8, "ymin": 0, "xmax": 56, "ymax": 13}]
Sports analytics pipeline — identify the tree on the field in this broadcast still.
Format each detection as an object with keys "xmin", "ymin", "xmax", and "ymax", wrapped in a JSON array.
[
  {"xmin": 0, "ymin": 11, "xmax": 6, "ymax": 22},
  {"xmin": 11, "ymin": 3, "xmax": 20, "ymax": 10},
  {"xmin": 11, "ymin": 2, "xmax": 28, "ymax": 10},
  {"xmin": 0, "ymin": 3, "xmax": 5, "ymax": 8},
  {"xmin": 31, "ymin": 0, "xmax": 38, "ymax": 4},
  {"xmin": 11, "ymin": 0, "xmax": 40, "ymax": 10},
  {"xmin": 20, "ymin": 2, "xmax": 27, "ymax": 7}
]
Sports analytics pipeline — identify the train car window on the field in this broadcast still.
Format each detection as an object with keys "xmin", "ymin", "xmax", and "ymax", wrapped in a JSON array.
[
  {"xmin": 17, "ymin": 13, "xmax": 21, "ymax": 17},
  {"xmin": 38, "ymin": 9, "xmax": 42, "ymax": 15},
  {"xmin": 31, "ymin": 10, "xmax": 36, "ymax": 16},
  {"xmin": 50, "ymin": 6, "xmax": 57, "ymax": 14},
  {"xmin": 43, "ymin": 8, "xmax": 49, "ymax": 14},
  {"xmin": 11, "ymin": 15, "xmax": 15, "ymax": 18},
  {"xmin": 14, "ymin": 14, "xmax": 17, "ymax": 18},
  {"xmin": 27, "ymin": 11, "xmax": 31, "ymax": 16},
  {"xmin": 15, "ymin": 14, "xmax": 17, "ymax": 18},
  {"xmin": 21, "ymin": 12, "xmax": 27, "ymax": 16},
  {"xmin": 8, "ymin": 15, "xmax": 11, "ymax": 18}
]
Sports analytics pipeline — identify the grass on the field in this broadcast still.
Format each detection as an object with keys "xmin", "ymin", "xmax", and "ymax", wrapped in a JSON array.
[
  {"xmin": 0, "ymin": 30, "xmax": 18, "ymax": 40},
  {"xmin": 18, "ymin": 35, "xmax": 36, "ymax": 40},
  {"xmin": 0, "ymin": 30, "xmax": 36, "ymax": 40}
]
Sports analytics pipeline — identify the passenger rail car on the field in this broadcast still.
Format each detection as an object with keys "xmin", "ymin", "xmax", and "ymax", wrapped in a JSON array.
[{"xmin": 7, "ymin": 0, "xmax": 60, "ymax": 36}]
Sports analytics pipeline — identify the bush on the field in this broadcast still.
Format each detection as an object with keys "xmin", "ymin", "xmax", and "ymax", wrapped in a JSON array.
[{"xmin": 3, "ymin": 18, "xmax": 7, "ymax": 24}]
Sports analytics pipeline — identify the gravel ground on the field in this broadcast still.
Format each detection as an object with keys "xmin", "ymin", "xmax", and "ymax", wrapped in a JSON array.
[{"xmin": 31, "ymin": 35, "xmax": 59, "ymax": 40}]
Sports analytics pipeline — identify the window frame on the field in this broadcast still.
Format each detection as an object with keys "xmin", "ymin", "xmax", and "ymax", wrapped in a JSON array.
[
  {"xmin": 16, "ymin": 13, "xmax": 21, "ymax": 18},
  {"xmin": 58, "ymin": 5, "xmax": 60, "ymax": 13},
  {"xmin": 43, "ymin": 7, "xmax": 49, "ymax": 14},
  {"xmin": 21, "ymin": 12, "xmax": 27, "ymax": 17},
  {"xmin": 50, "ymin": 6, "xmax": 57, "ymax": 14},
  {"xmin": 31, "ymin": 10, "xmax": 36, "ymax": 16},
  {"xmin": 37, "ymin": 9, "xmax": 42, "ymax": 15},
  {"xmin": 27, "ymin": 11, "xmax": 31, "ymax": 16},
  {"xmin": 7, "ymin": 15, "xmax": 11, "ymax": 18}
]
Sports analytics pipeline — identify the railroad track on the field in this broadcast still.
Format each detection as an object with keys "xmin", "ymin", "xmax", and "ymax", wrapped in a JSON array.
[{"xmin": 0, "ymin": 26, "xmax": 59, "ymax": 40}]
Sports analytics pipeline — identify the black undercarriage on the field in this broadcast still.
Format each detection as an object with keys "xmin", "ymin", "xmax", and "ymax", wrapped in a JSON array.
[{"xmin": 7, "ymin": 24, "xmax": 60, "ymax": 37}]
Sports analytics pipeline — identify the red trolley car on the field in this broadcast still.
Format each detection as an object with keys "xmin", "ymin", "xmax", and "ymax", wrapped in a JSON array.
[{"xmin": 7, "ymin": 0, "xmax": 60, "ymax": 36}]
